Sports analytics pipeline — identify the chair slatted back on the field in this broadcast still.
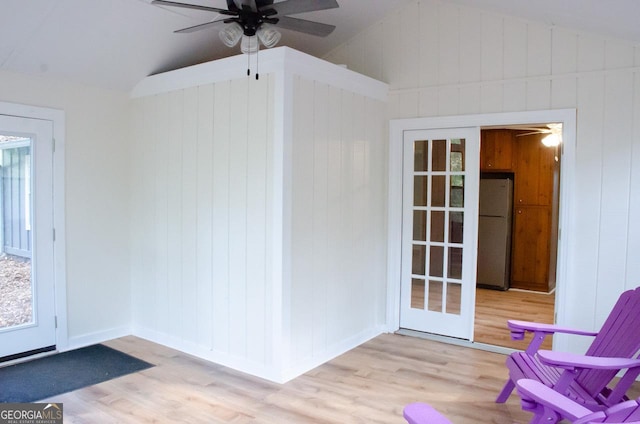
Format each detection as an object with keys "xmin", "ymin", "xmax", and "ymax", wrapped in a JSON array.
[{"xmin": 579, "ymin": 288, "xmax": 640, "ymax": 397}]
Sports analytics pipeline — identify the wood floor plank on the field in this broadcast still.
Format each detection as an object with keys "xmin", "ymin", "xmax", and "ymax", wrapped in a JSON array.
[
  {"xmin": 474, "ymin": 288, "xmax": 555, "ymax": 350},
  {"xmin": 40, "ymin": 333, "xmax": 640, "ymax": 423}
]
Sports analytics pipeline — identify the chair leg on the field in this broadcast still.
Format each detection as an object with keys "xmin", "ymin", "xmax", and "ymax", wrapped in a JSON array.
[{"xmin": 496, "ymin": 379, "xmax": 515, "ymax": 403}]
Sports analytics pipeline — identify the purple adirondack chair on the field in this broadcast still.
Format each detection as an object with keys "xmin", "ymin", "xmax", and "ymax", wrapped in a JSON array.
[
  {"xmin": 518, "ymin": 379, "xmax": 640, "ymax": 424},
  {"xmin": 403, "ymin": 403, "xmax": 452, "ymax": 424},
  {"xmin": 496, "ymin": 287, "xmax": 640, "ymax": 415}
]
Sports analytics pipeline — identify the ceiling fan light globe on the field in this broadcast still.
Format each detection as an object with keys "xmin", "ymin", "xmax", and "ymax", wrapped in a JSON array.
[
  {"xmin": 241, "ymin": 35, "xmax": 259, "ymax": 54},
  {"xmin": 219, "ymin": 23, "xmax": 243, "ymax": 47},
  {"xmin": 257, "ymin": 26, "xmax": 281, "ymax": 48},
  {"xmin": 541, "ymin": 133, "xmax": 561, "ymax": 147}
]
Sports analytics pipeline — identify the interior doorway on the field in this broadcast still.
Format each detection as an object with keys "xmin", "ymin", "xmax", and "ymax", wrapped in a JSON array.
[
  {"xmin": 388, "ymin": 109, "xmax": 575, "ymax": 354},
  {"xmin": 473, "ymin": 124, "xmax": 560, "ymax": 350}
]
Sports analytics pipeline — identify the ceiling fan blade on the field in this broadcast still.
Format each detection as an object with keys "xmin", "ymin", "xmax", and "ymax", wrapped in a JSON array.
[
  {"xmin": 516, "ymin": 131, "xmax": 548, "ymax": 137},
  {"xmin": 265, "ymin": 0, "xmax": 339, "ymax": 16},
  {"xmin": 175, "ymin": 19, "xmax": 227, "ymax": 34},
  {"xmin": 275, "ymin": 16, "xmax": 336, "ymax": 37},
  {"xmin": 151, "ymin": 0, "xmax": 237, "ymax": 16}
]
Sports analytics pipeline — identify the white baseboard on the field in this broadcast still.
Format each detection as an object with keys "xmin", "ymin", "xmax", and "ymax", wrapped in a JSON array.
[
  {"xmin": 64, "ymin": 326, "xmax": 132, "ymax": 352},
  {"xmin": 279, "ymin": 325, "xmax": 387, "ymax": 383}
]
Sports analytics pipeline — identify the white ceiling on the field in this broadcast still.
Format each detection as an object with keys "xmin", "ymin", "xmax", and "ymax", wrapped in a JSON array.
[{"xmin": 1, "ymin": 0, "xmax": 638, "ymax": 92}]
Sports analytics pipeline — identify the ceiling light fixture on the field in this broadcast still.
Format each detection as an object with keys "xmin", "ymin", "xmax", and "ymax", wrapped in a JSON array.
[
  {"xmin": 219, "ymin": 22, "xmax": 243, "ymax": 48},
  {"xmin": 541, "ymin": 133, "xmax": 561, "ymax": 147},
  {"xmin": 256, "ymin": 26, "xmax": 281, "ymax": 48}
]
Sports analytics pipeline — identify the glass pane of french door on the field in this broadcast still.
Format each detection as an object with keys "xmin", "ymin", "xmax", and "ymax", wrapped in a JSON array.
[
  {"xmin": 0, "ymin": 115, "xmax": 55, "ymax": 360},
  {"xmin": 0, "ymin": 136, "xmax": 33, "ymax": 331},
  {"xmin": 400, "ymin": 128, "xmax": 479, "ymax": 340}
]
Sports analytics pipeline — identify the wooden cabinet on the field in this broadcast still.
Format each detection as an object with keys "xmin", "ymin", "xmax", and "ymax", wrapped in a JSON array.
[
  {"xmin": 514, "ymin": 135, "xmax": 555, "ymax": 207},
  {"xmin": 510, "ymin": 206, "xmax": 552, "ymax": 292},
  {"xmin": 510, "ymin": 134, "xmax": 558, "ymax": 292},
  {"xmin": 480, "ymin": 129, "xmax": 515, "ymax": 171}
]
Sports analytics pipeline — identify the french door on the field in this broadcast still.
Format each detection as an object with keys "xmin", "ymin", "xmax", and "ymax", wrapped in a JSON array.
[
  {"xmin": 399, "ymin": 128, "xmax": 480, "ymax": 340},
  {"xmin": 0, "ymin": 115, "xmax": 56, "ymax": 359}
]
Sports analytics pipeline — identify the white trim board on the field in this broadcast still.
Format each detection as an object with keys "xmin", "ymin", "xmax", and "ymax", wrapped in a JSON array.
[
  {"xmin": 130, "ymin": 47, "xmax": 388, "ymax": 102},
  {"xmin": 387, "ymin": 109, "xmax": 577, "ymax": 352}
]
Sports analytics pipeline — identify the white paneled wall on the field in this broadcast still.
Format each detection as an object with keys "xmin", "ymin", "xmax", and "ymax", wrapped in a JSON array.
[
  {"xmin": 325, "ymin": 0, "xmax": 640, "ymax": 349},
  {"xmin": 130, "ymin": 48, "xmax": 388, "ymax": 381},
  {"xmin": 131, "ymin": 75, "xmax": 277, "ymax": 377},
  {"xmin": 286, "ymin": 76, "xmax": 387, "ymax": 377}
]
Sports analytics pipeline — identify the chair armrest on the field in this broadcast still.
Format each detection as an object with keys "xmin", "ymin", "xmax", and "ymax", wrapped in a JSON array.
[
  {"xmin": 538, "ymin": 350, "xmax": 640, "ymax": 370},
  {"xmin": 516, "ymin": 379, "xmax": 592, "ymax": 422},
  {"xmin": 508, "ymin": 320, "xmax": 599, "ymax": 337}
]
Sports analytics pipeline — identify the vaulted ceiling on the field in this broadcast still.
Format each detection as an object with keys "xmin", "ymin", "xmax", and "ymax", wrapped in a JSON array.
[{"xmin": 1, "ymin": 0, "xmax": 638, "ymax": 92}]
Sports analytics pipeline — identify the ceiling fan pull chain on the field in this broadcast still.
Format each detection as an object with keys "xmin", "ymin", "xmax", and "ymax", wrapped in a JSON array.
[
  {"xmin": 255, "ymin": 42, "xmax": 260, "ymax": 80},
  {"xmin": 247, "ymin": 47, "xmax": 251, "ymax": 77}
]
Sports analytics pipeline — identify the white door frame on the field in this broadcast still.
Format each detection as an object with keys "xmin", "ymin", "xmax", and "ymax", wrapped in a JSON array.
[
  {"xmin": 387, "ymin": 109, "xmax": 576, "ymax": 352},
  {"xmin": 0, "ymin": 101, "xmax": 67, "ymax": 353}
]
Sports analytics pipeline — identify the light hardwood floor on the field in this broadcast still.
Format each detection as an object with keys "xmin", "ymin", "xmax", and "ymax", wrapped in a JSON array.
[
  {"xmin": 46, "ymin": 335, "xmax": 533, "ymax": 424},
  {"xmin": 474, "ymin": 288, "xmax": 555, "ymax": 350}
]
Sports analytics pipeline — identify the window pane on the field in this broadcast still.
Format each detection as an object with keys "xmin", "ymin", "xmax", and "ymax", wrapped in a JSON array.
[
  {"xmin": 428, "ymin": 280, "xmax": 443, "ymax": 312},
  {"xmin": 446, "ymin": 283, "xmax": 461, "ymax": 315},
  {"xmin": 450, "ymin": 138, "xmax": 465, "ymax": 171},
  {"xmin": 413, "ymin": 210, "xmax": 427, "ymax": 241},
  {"xmin": 449, "ymin": 211, "xmax": 463, "ymax": 243},
  {"xmin": 450, "ymin": 175, "xmax": 464, "ymax": 207},
  {"xmin": 414, "ymin": 140, "xmax": 429, "ymax": 172},
  {"xmin": 448, "ymin": 247, "xmax": 463, "ymax": 279},
  {"xmin": 411, "ymin": 279, "xmax": 425, "ymax": 309},
  {"xmin": 412, "ymin": 245, "xmax": 426, "ymax": 275},
  {"xmin": 0, "ymin": 137, "xmax": 33, "ymax": 331},
  {"xmin": 414, "ymin": 176, "xmax": 427, "ymax": 207},
  {"xmin": 430, "ymin": 211, "xmax": 444, "ymax": 242},
  {"xmin": 432, "ymin": 139, "xmax": 447, "ymax": 171},
  {"xmin": 431, "ymin": 175, "xmax": 445, "ymax": 207},
  {"xmin": 429, "ymin": 246, "xmax": 444, "ymax": 277}
]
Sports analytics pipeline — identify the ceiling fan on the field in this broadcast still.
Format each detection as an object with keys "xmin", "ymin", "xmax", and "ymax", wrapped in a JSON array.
[
  {"xmin": 152, "ymin": 0, "xmax": 340, "ymax": 54},
  {"xmin": 514, "ymin": 123, "xmax": 563, "ymax": 147}
]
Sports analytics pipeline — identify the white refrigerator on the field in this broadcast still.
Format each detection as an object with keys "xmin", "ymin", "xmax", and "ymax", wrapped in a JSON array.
[{"xmin": 476, "ymin": 178, "xmax": 513, "ymax": 290}]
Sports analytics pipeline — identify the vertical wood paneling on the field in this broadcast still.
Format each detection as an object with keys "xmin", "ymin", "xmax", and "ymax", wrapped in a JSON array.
[
  {"xmin": 181, "ymin": 87, "xmax": 198, "ymax": 344},
  {"xmin": 480, "ymin": 13, "xmax": 503, "ymax": 81},
  {"xmin": 596, "ymin": 72, "xmax": 634, "ymax": 323},
  {"xmin": 503, "ymin": 19, "xmax": 527, "ymax": 79},
  {"xmin": 167, "ymin": 90, "xmax": 184, "ymax": 339},
  {"xmin": 398, "ymin": 1, "xmax": 421, "ymax": 89},
  {"xmin": 480, "ymin": 83, "xmax": 503, "ymax": 113},
  {"xmin": 326, "ymin": 86, "xmax": 346, "ymax": 342},
  {"xmin": 419, "ymin": 0, "xmax": 439, "ymax": 88},
  {"xmin": 228, "ymin": 78, "xmax": 249, "ymax": 358},
  {"xmin": 438, "ymin": 3, "xmax": 460, "ymax": 85},
  {"xmin": 312, "ymin": 82, "xmax": 329, "ymax": 354},
  {"xmin": 196, "ymin": 84, "xmax": 214, "ymax": 349},
  {"xmin": 211, "ymin": 80, "xmax": 231, "ymax": 353},
  {"xmin": 577, "ymin": 33, "xmax": 605, "ymax": 72},
  {"xmin": 502, "ymin": 81, "xmax": 526, "ymax": 112},
  {"xmin": 551, "ymin": 77, "xmax": 578, "ymax": 109},
  {"xmin": 291, "ymin": 76, "xmax": 314, "ymax": 361},
  {"xmin": 381, "ymin": 9, "xmax": 402, "ymax": 87},
  {"xmin": 246, "ymin": 76, "xmax": 269, "ymax": 365},
  {"xmin": 552, "ymin": 28, "xmax": 578, "ymax": 75},
  {"xmin": 527, "ymin": 23, "xmax": 552, "ymax": 77},
  {"xmin": 526, "ymin": 79, "xmax": 551, "ymax": 110},
  {"xmin": 459, "ymin": 7, "xmax": 482, "ymax": 84},
  {"xmin": 570, "ymin": 75, "xmax": 605, "ymax": 336},
  {"xmin": 154, "ymin": 93, "xmax": 170, "ymax": 335},
  {"xmin": 626, "ymin": 72, "xmax": 640, "ymax": 287},
  {"xmin": 605, "ymin": 40, "xmax": 635, "ymax": 70}
]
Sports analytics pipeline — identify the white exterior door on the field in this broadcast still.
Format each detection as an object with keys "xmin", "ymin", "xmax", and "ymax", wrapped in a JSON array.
[
  {"xmin": 0, "ymin": 115, "xmax": 56, "ymax": 359},
  {"xmin": 399, "ymin": 128, "xmax": 480, "ymax": 340}
]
